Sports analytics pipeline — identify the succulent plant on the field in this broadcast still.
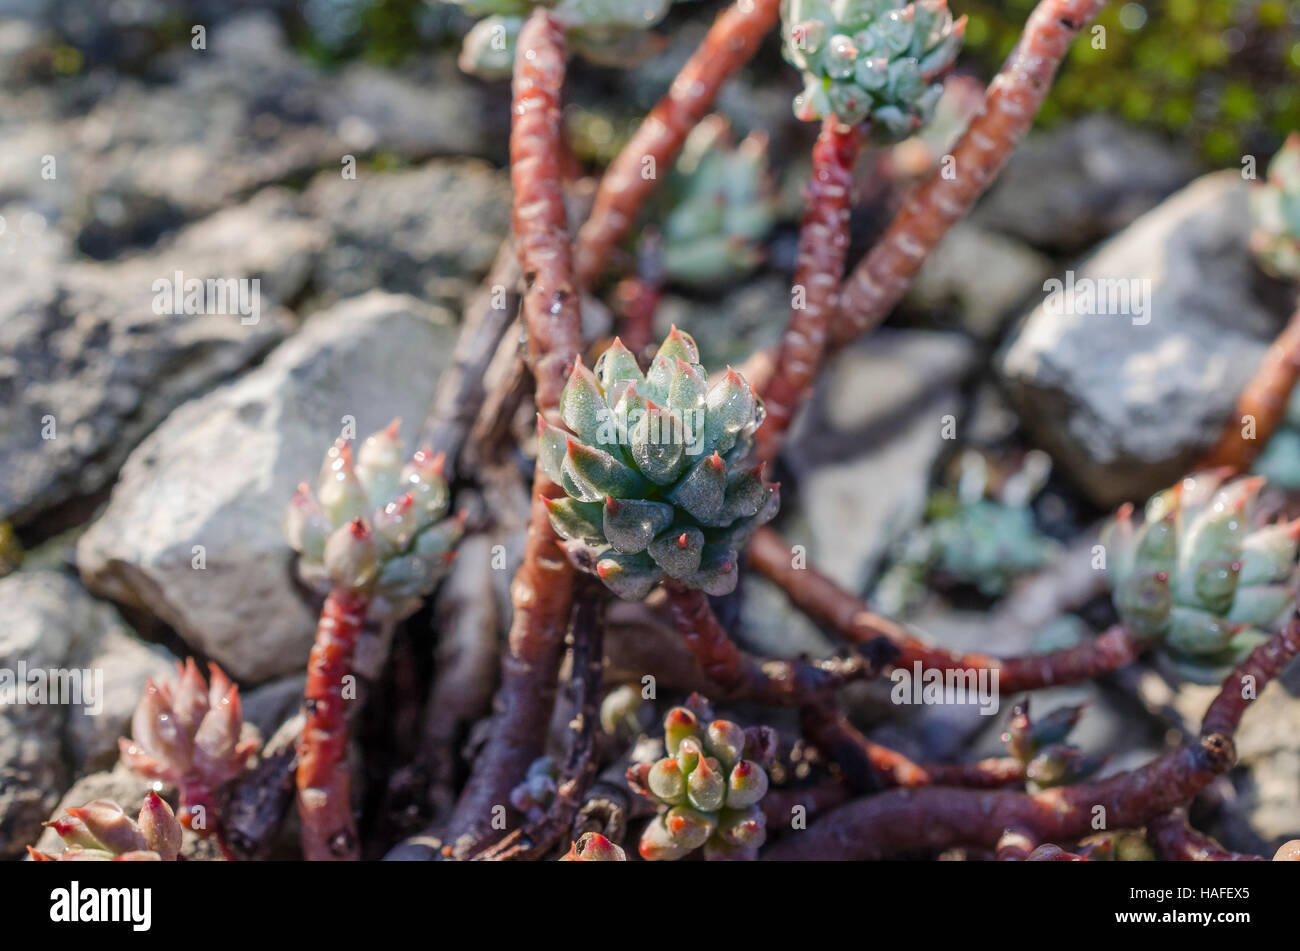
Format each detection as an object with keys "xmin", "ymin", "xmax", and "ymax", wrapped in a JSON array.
[
  {"xmin": 872, "ymin": 450, "xmax": 1056, "ymax": 614},
  {"xmin": 627, "ymin": 695, "xmax": 775, "ymax": 861},
  {"xmin": 1249, "ymin": 132, "xmax": 1300, "ymax": 282},
  {"xmin": 118, "ymin": 659, "xmax": 259, "ymax": 831},
  {"xmin": 28, "ymin": 793, "xmax": 183, "ymax": 861},
  {"xmin": 660, "ymin": 116, "xmax": 778, "ymax": 288},
  {"xmin": 453, "ymin": 0, "xmax": 674, "ymax": 80},
  {"xmin": 559, "ymin": 831, "xmax": 628, "ymax": 860},
  {"xmin": 285, "ymin": 420, "xmax": 463, "ymax": 612},
  {"xmin": 541, "ymin": 328, "xmax": 779, "ymax": 599},
  {"xmin": 0, "ymin": 520, "xmax": 20, "ymax": 578},
  {"xmin": 1253, "ymin": 381, "xmax": 1300, "ymax": 490},
  {"xmin": 1002, "ymin": 701, "xmax": 1104, "ymax": 794},
  {"xmin": 1101, "ymin": 472, "xmax": 1300, "ymax": 684},
  {"xmin": 780, "ymin": 0, "xmax": 966, "ymax": 135}
]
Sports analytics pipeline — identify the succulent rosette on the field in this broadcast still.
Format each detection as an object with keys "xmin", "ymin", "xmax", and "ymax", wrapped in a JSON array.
[
  {"xmin": 1250, "ymin": 132, "xmax": 1300, "ymax": 282},
  {"xmin": 627, "ymin": 696, "xmax": 776, "ymax": 861},
  {"xmin": 284, "ymin": 420, "xmax": 463, "ymax": 612},
  {"xmin": 118, "ymin": 659, "xmax": 259, "ymax": 829},
  {"xmin": 1101, "ymin": 472, "xmax": 1300, "ymax": 684},
  {"xmin": 780, "ymin": 0, "xmax": 965, "ymax": 135},
  {"xmin": 454, "ymin": 0, "xmax": 674, "ymax": 80},
  {"xmin": 661, "ymin": 117, "xmax": 778, "ymax": 288},
  {"xmin": 539, "ymin": 328, "xmax": 779, "ymax": 599},
  {"xmin": 29, "ymin": 793, "xmax": 183, "ymax": 862}
]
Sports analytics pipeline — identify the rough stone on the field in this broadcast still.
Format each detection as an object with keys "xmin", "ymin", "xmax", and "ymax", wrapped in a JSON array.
[
  {"xmin": 998, "ymin": 172, "xmax": 1289, "ymax": 508},
  {"xmin": 77, "ymin": 292, "xmax": 458, "ymax": 682},
  {"xmin": 973, "ymin": 115, "xmax": 1200, "ymax": 253}
]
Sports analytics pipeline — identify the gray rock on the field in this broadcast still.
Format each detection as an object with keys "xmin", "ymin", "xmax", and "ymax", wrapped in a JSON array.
[
  {"xmin": 779, "ymin": 330, "xmax": 974, "ymax": 593},
  {"xmin": 305, "ymin": 160, "xmax": 511, "ymax": 306},
  {"xmin": 973, "ymin": 115, "xmax": 1199, "ymax": 253},
  {"xmin": 77, "ymin": 292, "xmax": 458, "ymax": 682},
  {"xmin": 0, "ymin": 188, "xmax": 316, "ymax": 526},
  {"xmin": 0, "ymin": 571, "xmax": 175, "ymax": 857},
  {"xmin": 0, "ymin": 13, "xmax": 497, "ymax": 258},
  {"xmin": 998, "ymin": 172, "xmax": 1288, "ymax": 508},
  {"xmin": 905, "ymin": 220, "xmax": 1053, "ymax": 340}
]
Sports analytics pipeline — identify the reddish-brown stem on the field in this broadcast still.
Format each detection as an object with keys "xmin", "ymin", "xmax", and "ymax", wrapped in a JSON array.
[
  {"xmin": 1200, "ymin": 300, "xmax": 1300, "ymax": 473},
  {"xmin": 803, "ymin": 706, "xmax": 1025, "ymax": 792},
  {"xmin": 830, "ymin": 0, "xmax": 1108, "ymax": 349},
  {"xmin": 756, "ymin": 118, "xmax": 860, "ymax": 465},
  {"xmin": 761, "ymin": 781, "xmax": 852, "ymax": 829},
  {"xmin": 472, "ymin": 586, "xmax": 606, "ymax": 861},
  {"xmin": 766, "ymin": 615, "xmax": 1300, "ymax": 859},
  {"xmin": 614, "ymin": 233, "xmax": 663, "ymax": 359},
  {"xmin": 662, "ymin": 582, "xmax": 889, "ymax": 706},
  {"xmin": 444, "ymin": 10, "xmax": 584, "ymax": 859},
  {"xmin": 749, "ymin": 526, "xmax": 1146, "ymax": 691},
  {"xmin": 1148, "ymin": 809, "xmax": 1265, "ymax": 861},
  {"xmin": 297, "ymin": 587, "xmax": 370, "ymax": 861},
  {"xmin": 573, "ymin": 0, "xmax": 781, "ymax": 288}
]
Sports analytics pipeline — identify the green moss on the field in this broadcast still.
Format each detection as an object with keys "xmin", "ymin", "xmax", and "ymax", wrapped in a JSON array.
[{"xmin": 960, "ymin": 0, "xmax": 1296, "ymax": 162}]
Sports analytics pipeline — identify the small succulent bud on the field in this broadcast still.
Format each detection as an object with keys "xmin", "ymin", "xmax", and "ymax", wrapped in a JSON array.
[
  {"xmin": 599, "ymin": 683, "xmax": 649, "ymax": 735},
  {"xmin": 647, "ymin": 756, "xmax": 687, "ymax": 805},
  {"xmin": 33, "ymin": 795, "xmax": 182, "ymax": 861},
  {"xmin": 663, "ymin": 706, "xmax": 699, "ymax": 756},
  {"xmin": 66, "ymin": 800, "xmax": 147, "ymax": 855},
  {"xmin": 686, "ymin": 754, "xmax": 726, "ymax": 812},
  {"xmin": 285, "ymin": 483, "xmax": 331, "ymax": 562},
  {"xmin": 725, "ymin": 760, "xmax": 770, "ymax": 809},
  {"xmin": 560, "ymin": 832, "xmax": 628, "ymax": 861},
  {"xmin": 706, "ymin": 719, "xmax": 746, "ymax": 769},
  {"xmin": 323, "ymin": 518, "xmax": 380, "ymax": 592},
  {"xmin": 317, "ymin": 440, "xmax": 369, "ymax": 525},
  {"xmin": 290, "ymin": 422, "xmax": 460, "ymax": 619},
  {"xmin": 635, "ymin": 695, "xmax": 771, "ymax": 860},
  {"xmin": 138, "ymin": 791, "xmax": 183, "ymax": 862},
  {"xmin": 119, "ymin": 660, "xmax": 259, "ymax": 835},
  {"xmin": 1104, "ymin": 475, "xmax": 1300, "ymax": 683}
]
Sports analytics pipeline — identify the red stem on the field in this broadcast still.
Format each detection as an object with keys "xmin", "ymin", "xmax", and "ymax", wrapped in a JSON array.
[
  {"xmin": 749, "ymin": 526, "xmax": 1146, "ymax": 692},
  {"xmin": 573, "ymin": 0, "xmax": 781, "ymax": 288},
  {"xmin": 766, "ymin": 615, "xmax": 1300, "ymax": 859},
  {"xmin": 1148, "ymin": 809, "xmax": 1265, "ymax": 861},
  {"xmin": 803, "ymin": 706, "xmax": 1025, "ymax": 792},
  {"xmin": 831, "ymin": 0, "xmax": 1108, "ymax": 349},
  {"xmin": 756, "ymin": 118, "xmax": 860, "ymax": 465},
  {"xmin": 297, "ymin": 587, "xmax": 370, "ymax": 861},
  {"xmin": 662, "ymin": 582, "xmax": 885, "ymax": 705},
  {"xmin": 444, "ymin": 10, "xmax": 583, "ymax": 858}
]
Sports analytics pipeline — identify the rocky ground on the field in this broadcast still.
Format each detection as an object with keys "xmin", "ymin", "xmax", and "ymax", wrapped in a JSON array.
[{"xmin": 1, "ymin": 4, "xmax": 1297, "ymax": 860}]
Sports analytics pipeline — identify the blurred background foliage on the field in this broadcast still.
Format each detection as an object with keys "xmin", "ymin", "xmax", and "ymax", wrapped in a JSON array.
[{"xmin": 281, "ymin": 0, "xmax": 1300, "ymax": 165}]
